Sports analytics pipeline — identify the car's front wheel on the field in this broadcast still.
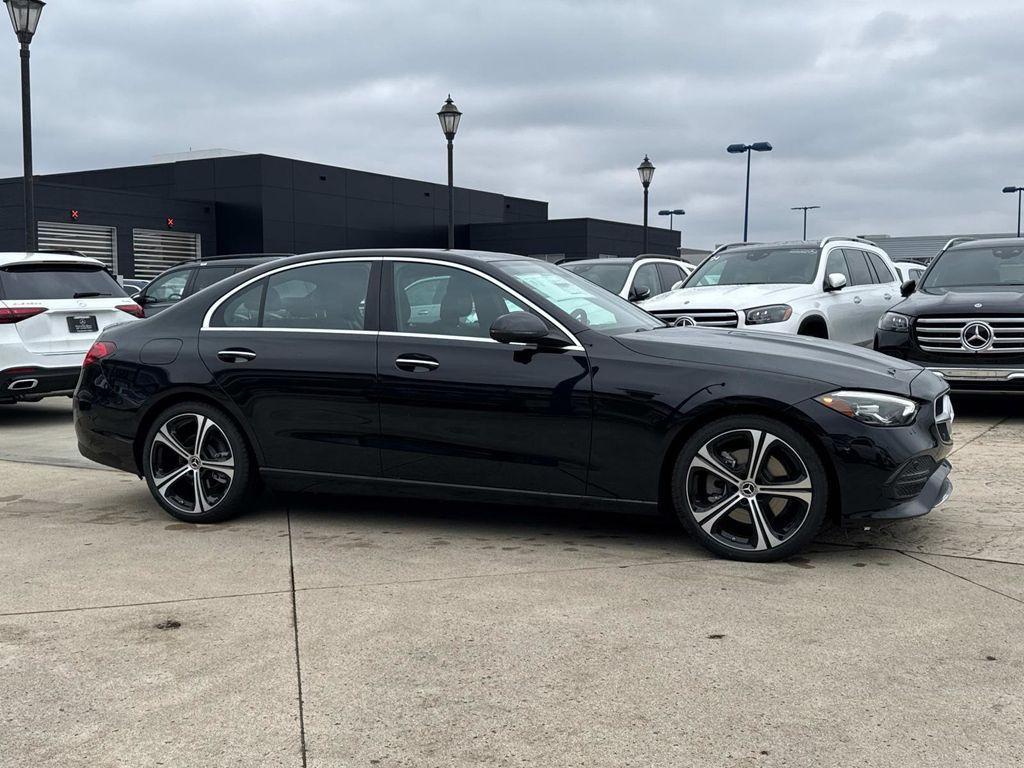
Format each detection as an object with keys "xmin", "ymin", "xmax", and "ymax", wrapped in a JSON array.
[
  {"xmin": 142, "ymin": 402, "xmax": 254, "ymax": 523},
  {"xmin": 671, "ymin": 415, "xmax": 829, "ymax": 561}
]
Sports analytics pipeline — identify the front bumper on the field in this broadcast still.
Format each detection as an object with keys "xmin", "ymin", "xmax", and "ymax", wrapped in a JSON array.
[
  {"xmin": 875, "ymin": 329, "xmax": 1024, "ymax": 393},
  {"xmin": 846, "ymin": 459, "xmax": 953, "ymax": 520}
]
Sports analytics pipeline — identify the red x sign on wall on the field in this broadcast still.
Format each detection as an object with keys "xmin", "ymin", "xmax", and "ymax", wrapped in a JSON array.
[
  {"xmin": 166, "ymin": 217, "xmax": 175, "ymax": 229},
  {"xmin": 70, "ymin": 209, "xmax": 79, "ymax": 220}
]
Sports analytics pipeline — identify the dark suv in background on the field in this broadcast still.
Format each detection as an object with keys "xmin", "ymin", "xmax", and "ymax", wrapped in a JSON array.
[
  {"xmin": 132, "ymin": 254, "xmax": 290, "ymax": 316},
  {"xmin": 875, "ymin": 237, "xmax": 1024, "ymax": 393}
]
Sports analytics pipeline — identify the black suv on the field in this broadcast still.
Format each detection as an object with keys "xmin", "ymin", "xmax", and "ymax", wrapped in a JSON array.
[
  {"xmin": 875, "ymin": 237, "xmax": 1024, "ymax": 392},
  {"xmin": 132, "ymin": 254, "xmax": 290, "ymax": 316}
]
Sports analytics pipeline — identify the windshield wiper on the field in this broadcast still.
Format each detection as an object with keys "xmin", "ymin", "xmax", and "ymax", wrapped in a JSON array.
[{"xmin": 72, "ymin": 291, "xmax": 110, "ymax": 298}]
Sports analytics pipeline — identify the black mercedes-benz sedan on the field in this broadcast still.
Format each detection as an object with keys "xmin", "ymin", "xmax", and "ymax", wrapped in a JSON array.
[
  {"xmin": 875, "ymin": 237, "xmax": 1024, "ymax": 393},
  {"xmin": 74, "ymin": 249, "xmax": 954, "ymax": 561}
]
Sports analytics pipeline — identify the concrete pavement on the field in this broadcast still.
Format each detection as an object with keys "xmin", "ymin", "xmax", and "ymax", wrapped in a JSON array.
[{"xmin": 0, "ymin": 398, "xmax": 1022, "ymax": 767}]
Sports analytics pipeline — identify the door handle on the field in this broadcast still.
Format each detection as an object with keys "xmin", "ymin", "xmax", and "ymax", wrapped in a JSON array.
[
  {"xmin": 217, "ymin": 348, "xmax": 257, "ymax": 363},
  {"xmin": 395, "ymin": 355, "xmax": 439, "ymax": 372},
  {"xmin": 853, "ymin": 296, "xmax": 862, "ymax": 304},
  {"xmin": 884, "ymin": 294, "xmax": 892, "ymax": 300}
]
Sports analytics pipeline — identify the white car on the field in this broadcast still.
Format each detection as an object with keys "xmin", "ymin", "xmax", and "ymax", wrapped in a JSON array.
[
  {"xmin": 891, "ymin": 260, "xmax": 926, "ymax": 284},
  {"xmin": 0, "ymin": 252, "xmax": 142, "ymax": 404},
  {"xmin": 639, "ymin": 237, "xmax": 902, "ymax": 346},
  {"xmin": 560, "ymin": 256, "xmax": 694, "ymax": 302}
]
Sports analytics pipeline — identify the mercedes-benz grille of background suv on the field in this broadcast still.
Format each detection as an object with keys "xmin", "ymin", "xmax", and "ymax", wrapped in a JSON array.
[
  {"xmin": 1, "ymin": 252, "xmax": 141, "ymax": 404},
  {"xmin": 639, "ymin": 238, "xmax": 902, "ymax": 347},
  {"xmin": 875, "ymin": 237, "xmax": 1024, "ymax": 393}
]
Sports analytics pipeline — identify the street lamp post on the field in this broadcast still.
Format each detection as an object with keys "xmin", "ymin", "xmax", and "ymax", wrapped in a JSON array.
[
  {"xmin": 637, "ymin": 155, "xmax": 655, "ymax": 253},
  {"xmin": 1002, "ymin": 186, "xmax": 1023, "ymax": 238},
  {"xmin": 727, "ymin": 141, "xmax": 772, "ymax": 242},
  {"xmin": 790, "ymin": 205, "xmax": 821, "ymax": 240},
  {"xmin": 658, "ymin": 208, "xmax": 685, "ymax": 231},
  {"xmin": 5, "ymin": 0, "xmax": 45, "ymax": 252},
  {"xmin": 437, "ymin": 95, "xmax": 461, "ymax": 250}
]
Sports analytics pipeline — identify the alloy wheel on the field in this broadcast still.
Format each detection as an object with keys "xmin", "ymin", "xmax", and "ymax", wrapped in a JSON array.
[
  {"xmin": 686, "ymin": 429, "xmax": 814, "ymax": 552},
  {"xmin": 149, "ymin": 413, "xmax": 235, "ymax": 516}
]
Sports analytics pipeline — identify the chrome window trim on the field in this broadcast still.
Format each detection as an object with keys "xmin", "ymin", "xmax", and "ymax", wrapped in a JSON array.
[{"xmin": 200, "ymin": 255, "xmax": 585, "ymax": 350}]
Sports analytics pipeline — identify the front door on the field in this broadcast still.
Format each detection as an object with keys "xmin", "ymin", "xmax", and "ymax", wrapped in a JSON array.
[
  {"xmin": 198, "ymin": 258, "xmax": 380, "ymax": 477},
  {"xmin": 377, "ymin": 259, "xmax": 592, "ymax": 496}
]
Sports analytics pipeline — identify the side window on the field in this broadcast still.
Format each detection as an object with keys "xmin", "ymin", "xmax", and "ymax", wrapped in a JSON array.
[
  {"xmin": 264, "ymin": 261, "xmax": 371, "ymax": 330},
  {"xmin": 145, "ymin": 269, "xmax": 192, "ymax": 303},
  {"xmin": 657, "ymin": 263, "xmax": 684, "ymax": 291},
  {"xmin": 213, "ymin": 280, "xmax": 265, "ymax": 328},
  {"xmin": 394, "ymin": 262, "xmax": 530, "ymax": 339},
  {"xmin": 824, "ymin": 250, "xmax": 851, "ymax": 286},
  {"xmin": 632, "ymin": 263, "xmax": 661, "ymax": 297},
  {"xmin": 910, "ymin": 267, "xmax": 924, "ymax": 281},
  {"xmin": 867, "ymin": 252, "xmax": 896, "ymax": 283},
  {"xmin": 843, "ymin": 249, "xmax": 873, "ymax": 286},
  {"xmin": 192, "ymin": 266, "xmax": 236, "ymax": 294}
]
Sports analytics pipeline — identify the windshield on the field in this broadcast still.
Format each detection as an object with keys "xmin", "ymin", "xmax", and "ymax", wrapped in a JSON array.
[
  {"xmin": 0, "ymin": 264, "xmax": 126, "ymax": 300},
  {"xmin": 561, "ymin": 261, "xmax": 630, "ymax": 293},
  {"xmin": 921, "ymin": 245, "xmax": 1024, "ymax": 291},
  {"xmin": 499, "ymin": 260, "xmax": 661, "ymax": 334},
  {"xmin": 688, "ymin": 247, "xmax": 820, "ymax": 287}
]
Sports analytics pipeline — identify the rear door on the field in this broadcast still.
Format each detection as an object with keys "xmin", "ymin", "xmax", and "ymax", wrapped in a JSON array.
[{"xmin": 0, "ymin": 262, "xmax": 134, "ymax": 355}]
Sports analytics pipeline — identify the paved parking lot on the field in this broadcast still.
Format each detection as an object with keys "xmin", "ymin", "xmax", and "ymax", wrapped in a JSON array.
[{"xmin": 1, "ymin": 397, "xmax": 1022, "ymax": 767}]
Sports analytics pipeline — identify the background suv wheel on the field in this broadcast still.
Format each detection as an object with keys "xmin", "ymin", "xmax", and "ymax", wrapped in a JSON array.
[
  {"xmin": 142, "ymin": 401, "xmax": 254, "ymax": 523},
  {"xmin": 671, "ymin": 415, "xmax": 829, "ymax": 561}
]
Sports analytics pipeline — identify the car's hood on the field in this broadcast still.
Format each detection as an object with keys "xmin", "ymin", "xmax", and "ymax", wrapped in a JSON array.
[
  {"xmin": 615, "ymin": 327, "xmax": 925, "ymax": 396},
  {"xmin": 639, "ymin": 283, "xmax": 812, "ymax": 311},
  {"xmin": 893, "ymin": 288, "xmax": 1024, "ymax": 316}
]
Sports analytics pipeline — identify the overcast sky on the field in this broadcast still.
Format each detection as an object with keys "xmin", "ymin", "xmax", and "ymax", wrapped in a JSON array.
[{"xmin": 1, "ymin": 0, "xmax": 1022, "ymax": 248}]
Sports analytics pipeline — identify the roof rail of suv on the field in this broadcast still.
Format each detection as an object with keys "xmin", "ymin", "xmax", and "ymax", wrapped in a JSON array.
[
  {"xmin": 935, "ymin": 237, "xmax": 975, "ymax": 257},
  {"xmin": 709, "ymin": 242, "xmax": 758, "ymax": 257},
  {"xmin": 39, "ymin": 248, "xmax": 89, "ymax": 258},
  {"xmin": 202, "ymin": 253, "xmax": 293, "ymax": 261},
  {"xmin": 818, "ymin": 235, "xmax": 878, "ymax": 249}
]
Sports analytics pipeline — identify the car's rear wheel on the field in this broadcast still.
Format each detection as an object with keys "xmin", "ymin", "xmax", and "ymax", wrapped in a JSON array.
[
  {"xmin": 142, "ymin": 402, "xmax": 253, "ymax": 523},
  {"xmin": 671, "ymin": 415, "xmax": 828, "ymax": 562}
]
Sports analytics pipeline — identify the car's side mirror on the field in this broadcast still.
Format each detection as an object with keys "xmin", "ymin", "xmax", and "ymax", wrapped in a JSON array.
[
  {"xmin": 490, "ymin": 311, "xmax": 551, "ymax": 345},
  {"xmin": 629, "ymin": 285, "xmax": 651, "ymax": 302},
  {"xmin": 670, "ymin": 280, "xmax": 684, "ymax": 291},
  {"xmin": 900, "ymin": 279, "xmax": 917, "ymax": 298},
  {"xmin": 825, "ymin": 273, "xmax": 847, "ymax": 291},
  {"xmin": 132, "ymin": 292, "xmax": 144, "ymax": 302}
]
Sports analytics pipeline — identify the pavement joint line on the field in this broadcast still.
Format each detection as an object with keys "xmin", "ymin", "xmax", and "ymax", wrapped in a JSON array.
[
  {"xmin": 819, "ymin": 540, "xmax": 1024, "ymax": 568},
  {"xmin": 0, "ymin": 456, "xmax": 115, "ymax": 472},
  {"xmin": 899, "ymin": 549, "xmax": 1024, "ymax": 607},
  {"xmin": 949, "ymin": 415, "xmax": 1010, "ymax": 456},
  {"xmin": 0, "ymin": 587, "xmax": 293, "ymax": 618},
  {"xmin": 286, "ymin": 506, "xmax": 309, "ymax": 768}
]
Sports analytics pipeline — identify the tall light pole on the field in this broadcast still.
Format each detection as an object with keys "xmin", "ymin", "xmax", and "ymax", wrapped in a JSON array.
[
  {"xmin": 727, "ymin": 141, "xmax": 772, "ymax": 242},
  {"xmin": 437, "ymin": 95, "xmax": 461, "ymax": 250},
  {"xmin": 5, "ymin": 0, "xmax": 45, "ymax": 252},
  {"xmin": 658, "ymin": 208, "xmax": 685, "ymax": 231},
  {"xmin": 637, "ymin": 155, "xmax": 655, "ymax": 253},
  {"xmin": 790, "ymin": 205, "xmax": 821, "ymax": 240},
  {"xmin": 1002, "ymin": 186, "xmax": 1023, "ymax": 238}
]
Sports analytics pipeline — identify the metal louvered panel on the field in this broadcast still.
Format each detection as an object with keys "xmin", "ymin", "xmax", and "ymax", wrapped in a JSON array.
[
  {"xmin": 37, "ymin": 221, "xmax": 117, "ymax": 272},
  {"xmin": 132, "ymin": 229, "xmax": 201, "ymax": 279}
]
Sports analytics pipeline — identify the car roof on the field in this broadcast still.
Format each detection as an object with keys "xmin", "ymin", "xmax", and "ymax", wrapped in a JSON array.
[
  {"xmin": 280, "ymin": 248, "xmax": 534, "ymax": 268},
  {"xmin": 561, "ymin": 255, "xmax": 681, "ymax": 267},
  {"xmin": 0, "ymin": 252, "xmax": 105, "ymax": 268},
  {"xmin": 948, "ymin": 237, "xmax": 1024, "ymax": 250}
]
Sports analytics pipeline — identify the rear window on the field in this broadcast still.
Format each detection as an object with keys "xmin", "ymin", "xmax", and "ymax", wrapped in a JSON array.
[{"xmin": 0, "ymin": 264, "xmax": 127, "ymax": 300}]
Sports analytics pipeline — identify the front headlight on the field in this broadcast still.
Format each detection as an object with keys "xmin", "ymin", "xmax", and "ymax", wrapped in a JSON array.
[
  {"xmin": 745, "ymin": 304, "xmax": 793, "ymax": 325},
  {"xmin": 879, "ymin": 312, "xmax": 911, "ymax": 332},
  {"xmin": 815, "ymin": 390, "xmax": 919, "ymax": 426}
]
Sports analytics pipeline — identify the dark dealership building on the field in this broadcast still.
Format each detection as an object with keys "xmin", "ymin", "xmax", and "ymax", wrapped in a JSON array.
[{"xmin": 0, "ymin": 152, "xmax": 679, "ymax": 278}]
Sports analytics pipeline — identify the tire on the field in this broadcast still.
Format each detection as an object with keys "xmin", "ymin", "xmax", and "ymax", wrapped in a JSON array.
[
  {"xmin": 142, "ymin": 401, "xmax": 254, "ymax": 523},
  {"xmin": 670, "ymin": 415, "xmax": 829, "ymax": 562}
]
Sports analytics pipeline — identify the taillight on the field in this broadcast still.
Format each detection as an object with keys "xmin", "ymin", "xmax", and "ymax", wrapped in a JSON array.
[
  {"xmin": 116, "ymin": 303, "xmax": 144, "ymax": 318},
  {"xmin": 83, "ymin": 340, "xmax": 116, "ymax": 367},
  {"xmin": 0, "ymin": 306, "xmax": 47, "ymax": 324}
]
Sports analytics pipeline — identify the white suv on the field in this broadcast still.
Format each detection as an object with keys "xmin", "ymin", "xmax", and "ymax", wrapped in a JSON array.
[
  {"xmin": 560, "ymin": 255, "xmax": 694, "ymax": 302},
  {"xmin": 639, "ymin": 237, "xmax": 902, "ymax": 346},
  {"xmin": 0, "ymin": 252, "xmax": 141, "ymax": 404}
]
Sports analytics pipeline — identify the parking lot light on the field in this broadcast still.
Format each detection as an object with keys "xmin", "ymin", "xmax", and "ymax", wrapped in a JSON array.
[
  {"xmin": 437, "ymin": 95, "xmax": 461, "ymax": 249},
  {"xmin": 658, "ymin": 208, "xmax": 685, "ymax": 231},
  {"xmin": 791, "ymin": 205, "xmax": 821, "ymax": 240},
  {"xmin": 727, "ymin": 141, "xmax": 773, "ymax": 242},
  {"xmin": 637, "ymin": 155, "xmax": 655, "ymax": 252},
  {"xmin": 1002, "ymin": 185, "xmax": 1023, "ymax": 237},
  {"xmin": 5, "ymin": 0, "xmax": 45, "ymax": 253}
]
